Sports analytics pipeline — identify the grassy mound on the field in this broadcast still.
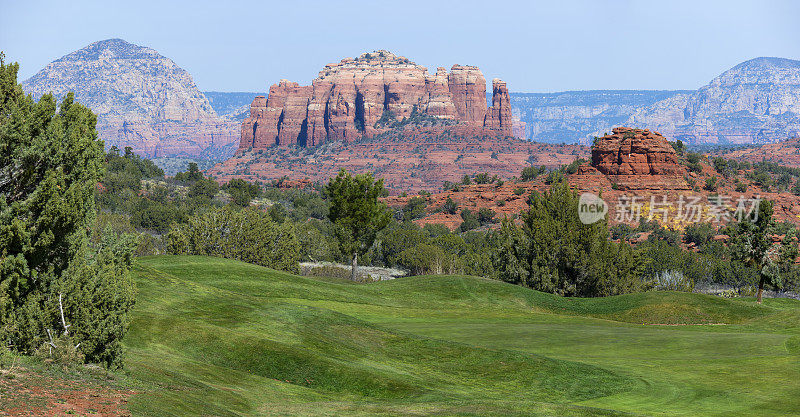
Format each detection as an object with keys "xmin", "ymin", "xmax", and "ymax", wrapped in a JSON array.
[
  {"xmin": 126, "ymin": 257, "xmax": 634, "ymax": 416},
  {"xmin": 124, "ymin": 256, "xmax": 800, "ymax": 416},
  {"xmin": 369, "ymin": 275, "xmax": 774, "ymax": 324}
]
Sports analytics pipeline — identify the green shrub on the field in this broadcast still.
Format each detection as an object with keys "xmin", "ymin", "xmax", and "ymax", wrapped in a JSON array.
[
  {"xmin": 458, "ymin": 209, "xmax": 480, "ymax": 232},
  {"xmin": 563, "ymin": 158, "xmax": 586, "ymax": 175},
  {"xmin": 648, "ymin": 226, "xmax": 682, "ymax": 247},
  {"xmin": 732, "ymin": 181, "xmax": 746, "ymax": 192},
  {"xmin": 685, "ymin": 152, "xmax": 703, "ymax": 173},
  {"xmin": 442, "ymin": 181, "xmax": 460, "ymax": 192},
  {"xmin": 397, "ymin": 244, "xmax": 458, "ymax": 275},
  {"xmin": 520, "ymin": 166, "xmax": 546, "ymax": 181},
  {"xmin": 224, "ymin": 178, "xmax": 262, "ymax": 206},
  {"xmin": 477, "ymin": 207, "xmax": 496, "ymax": 225},
  {"xmin": 684, "ymin": 222, "xmax": 716, "ymax": 247},
  {"xmin": 670, "ymin": 140, "xmax": 686, "ymax": 156},
  {"xmin": 442, "ymin": 197, "xmax": 458, "ymax": 215},
  {"xmin": 402, "ymin": 196, "xmax": 428, "ymax": 221},
  {"xmin": 474, "ymin": 172, "xmax": 492, "ymax": 184},
  {"xmin": 34, "ymin": 334, "xmax": 85, "ymax": 368},
  {"xmin": 491, "ymin": 182, "xmax": 646, "ymax": 296},
  {"xmin": 704, "ymin": 176, "xmax": 719, "ymax": 191},
  {"xmin": 167, "ymin": 207, "xmax": 300, "ymax": 273},
  {"xmin": 544, "ymin": 170, "xmax": 564, "ymax": 185},
  {"xmin": 377, "ymin": 224, "xmax": 426, "ymax": 266},
  {"xmin": 0, "ymin": 59, "xmax": 136, "ymax": 368},
  {"xmin": 188, "ymin": 177, "xmax": 220, "ymax": 199},
  {"xmin": 610, "ymin": 223, "xmax": 636, "ymax": 241}
]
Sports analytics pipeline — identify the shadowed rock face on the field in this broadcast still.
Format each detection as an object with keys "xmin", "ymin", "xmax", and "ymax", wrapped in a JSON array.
[
  {"xmin": 21, "ymin": 38, "xmax": 239, "ymax": 158},
  {"xmin": 583, "ymin": 127, "xmax": 688, "ymax": 190},
  {"xmin": 239, "ymin": 51, "xmax": 513, "ymax": 150}
]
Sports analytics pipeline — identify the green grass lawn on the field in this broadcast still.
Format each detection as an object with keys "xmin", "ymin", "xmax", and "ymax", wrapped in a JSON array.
[{"xmin": 124, "ymin": 256, "xmax": 800, "ymax": 416}]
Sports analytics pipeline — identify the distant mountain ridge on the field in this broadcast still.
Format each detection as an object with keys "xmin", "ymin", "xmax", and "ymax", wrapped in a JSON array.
[
  {"xmin": 628, "ymin": 57, "xmax": 800, "ymax": 145},
  {"xmin": 21, "ymin": 38, "xmax": 239, "ymax": 159},
  {"xmin": 203, "ymin": 91, "xmax": 265, "ymax": 121},
  {"xmin": 509, "ymin": 90, "xmax": 691, "ymax": 144},
  {"xmin": 509, "ymin": 57, "xmax": 800, "ymax": 146}
]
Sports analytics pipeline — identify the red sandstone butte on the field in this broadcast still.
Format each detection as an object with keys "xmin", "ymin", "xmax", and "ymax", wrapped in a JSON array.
[
  {"xmin": 579, "ymin": 127, "xmax": 689, "ymax": 190},
  {"xmin": 239, "ymin": 51, "xmax": 513, "ymax": 150}
]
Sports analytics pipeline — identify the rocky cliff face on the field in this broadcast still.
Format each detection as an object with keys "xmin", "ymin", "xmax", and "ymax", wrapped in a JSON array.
[
  {"xmin": 628, "ymin": 57, "xmax": 800, "ymax": 144},
  {"xmin": 580, "ymin": 127, "xmax": 688, "ymax": 190},
  {"xmin": 22, "ymin": 38, "xmax": 239, "ymax": 158},
  {"xmin": 239, "ymin": 51, "xmax": 513, "ymax": 150}
]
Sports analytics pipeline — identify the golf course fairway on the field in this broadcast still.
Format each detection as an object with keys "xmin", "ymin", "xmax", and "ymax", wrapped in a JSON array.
[{"xmin": 124, "ymin": 256, "xmax": 800, "ymax": 416}]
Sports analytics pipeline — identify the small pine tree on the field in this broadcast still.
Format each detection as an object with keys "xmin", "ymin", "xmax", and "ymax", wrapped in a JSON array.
[{"xmin": 326, "ymin": 169, "xmax": 391, "ymax": 280}]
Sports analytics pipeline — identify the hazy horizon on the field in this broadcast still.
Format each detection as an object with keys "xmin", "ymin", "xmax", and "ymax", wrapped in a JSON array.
[{"xmin": 2, "ymin": 0, "xmax": 799, "ymax": 93}]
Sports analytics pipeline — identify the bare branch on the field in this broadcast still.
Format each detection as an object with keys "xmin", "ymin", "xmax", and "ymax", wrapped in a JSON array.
[
  {"xmin": 58, "ymin": 293, "xmax": 70, "ymax": 336},
  {"xmin": 45, "ymin": 329, "xmax": 56, "ymax": 355}
]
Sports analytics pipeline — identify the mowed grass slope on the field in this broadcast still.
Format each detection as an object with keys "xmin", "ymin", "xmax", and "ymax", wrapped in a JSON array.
[{"xmin": 125, "ymin": 256, "xmax": 800, "ymax": 416}]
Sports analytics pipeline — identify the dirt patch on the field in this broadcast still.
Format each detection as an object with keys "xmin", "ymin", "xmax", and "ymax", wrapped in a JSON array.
[{"xmin": 0, "ymin": 366, "xmax": 133, "ymax": 416}]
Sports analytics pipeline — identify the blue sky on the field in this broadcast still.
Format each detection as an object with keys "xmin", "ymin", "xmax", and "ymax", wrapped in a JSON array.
[{"xmin": 2, "ymin": 0, "xmax": 798, "ymax": 93}]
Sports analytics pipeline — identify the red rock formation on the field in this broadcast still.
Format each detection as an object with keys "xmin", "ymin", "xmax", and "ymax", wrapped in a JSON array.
[
  {"xmin": 484, "ymin": 79, "xmax": 512, "ymax": 133},
  {"xmin": 582, "ymin": 127, "xmax": 689, "ymax": 190},
  {"xmin": 239, "ymin": 51, "xmax": 513, "ymax": 150},
  {"xmin": 447, "ymin": 64, "xmax": 488, "ymax": 126},
  {"xmin": 422, "ymin": 67, "xmax": 458, "ymax": 119}
]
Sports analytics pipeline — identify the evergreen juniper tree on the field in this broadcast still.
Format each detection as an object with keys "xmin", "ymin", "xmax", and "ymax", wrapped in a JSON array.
[
  {"xmin": 0, "ymin": 54, "xmax": 135, "ymax": 367},
  {"xmin": 726, "ymin": 200, "xmax": 797, "ymax": 303},
  {"xmin": 326, "ymin": 169, "xmax": 390, "ymax": 280}
]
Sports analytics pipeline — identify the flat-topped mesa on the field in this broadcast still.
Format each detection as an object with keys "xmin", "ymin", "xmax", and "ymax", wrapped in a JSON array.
[
  {"xmin": 581, "ymin": 127, "xmax": 689, "ymax": 190},
  {"xmin": 239, "ymin": 51, "xmax": 513, "ymax": 150}
]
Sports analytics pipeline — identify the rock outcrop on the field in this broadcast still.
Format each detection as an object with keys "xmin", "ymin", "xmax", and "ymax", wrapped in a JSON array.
[
  {"xmin": 628, "ymin": 57, "xmax": 800, "ymax": 144},
  {"xmin": 581, "ymin": 127, "xmax": 688, "ymax": 190},
  {"xmin": 239, "ymin": 51, "xmax": 513, "ymax": 150},
  {"xmin": 22, "ymin": 38, "xmax": 239, "ymax": 159}
]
